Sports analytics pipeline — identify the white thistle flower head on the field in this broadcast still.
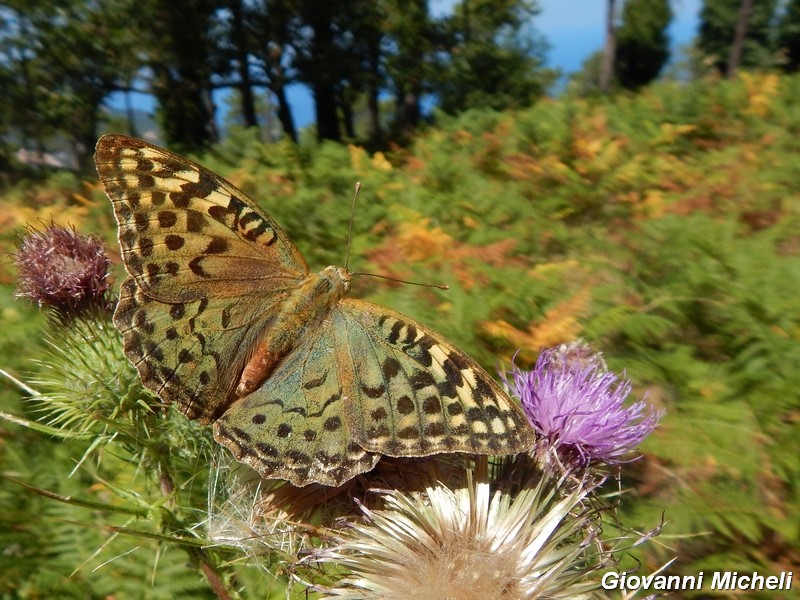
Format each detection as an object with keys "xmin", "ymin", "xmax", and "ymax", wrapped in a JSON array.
[{"xmin": 314, "ymin": 465, "xmax": 611, "ymax": 599}]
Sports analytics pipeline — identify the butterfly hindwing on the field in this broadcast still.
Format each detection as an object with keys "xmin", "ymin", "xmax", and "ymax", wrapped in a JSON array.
[
  {"xmin": 335, "ymin": 300, "xmax": 535, "ymax": 456},
  {"xmin": 114, "ymin": 276, "xmax": 291, "ymax": 421},
  {"xmin": 212, "ymin": 299, "xmax": 534, "ymax": 487},
  {"xmin": 213, "ymin": 319, "xmax": 380, "ymax": 487}
]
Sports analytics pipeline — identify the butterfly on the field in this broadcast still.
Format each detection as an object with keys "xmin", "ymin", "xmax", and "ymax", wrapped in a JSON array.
[{"xmin": 94, "ymin": 134, "xmax": 534, "ymax": 487}]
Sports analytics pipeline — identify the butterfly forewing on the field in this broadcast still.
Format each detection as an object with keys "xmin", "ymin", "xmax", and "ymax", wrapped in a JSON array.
[
  {"xmin": 96, "ymin": 135, "xmax": 308, "ymax": 421},
  {"xmin": 95, "ymin": 134, "xmax": 309, "ymax": 303}
]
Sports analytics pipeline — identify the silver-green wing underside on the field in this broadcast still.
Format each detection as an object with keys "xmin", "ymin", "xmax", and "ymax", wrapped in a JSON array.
[{"xmin": 214, "ymin": 299, "xmax": 534, "ymax": 487}]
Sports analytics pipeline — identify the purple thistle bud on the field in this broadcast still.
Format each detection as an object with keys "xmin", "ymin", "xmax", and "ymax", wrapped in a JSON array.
[
  {"xmin": 504, "ymin": 343, "xmax": 663, "ymax": 468},
  {"xmin": 13, "ymin": 223, "xmax": 110, "ymax": 313}
]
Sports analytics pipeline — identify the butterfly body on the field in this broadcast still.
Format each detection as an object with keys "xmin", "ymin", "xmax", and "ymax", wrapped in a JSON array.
[
  {"xmin": 95, "ymin": 134, "xmax": 534, "ymax": 487},
  {"xmin": 235, "ymin": 265, "xmax": 351, "ymax": 398}
]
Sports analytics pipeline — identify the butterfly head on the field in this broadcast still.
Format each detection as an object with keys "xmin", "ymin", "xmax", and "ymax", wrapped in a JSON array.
[{"xmin": 322, "ymin": 265, "xmax": 353, "ymax": 294}]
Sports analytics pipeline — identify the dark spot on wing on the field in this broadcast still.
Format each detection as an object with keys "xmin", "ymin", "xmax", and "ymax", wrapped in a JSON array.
[
  {"xmin": 186, "ymin": 209, "xmax": 207, "ymax": 233},
  {"xmin": 410, "ymin": 371, "xmax": 436, "ymax": 390},
  {"xmin": 362, "ymin": 383, "xmax": 386, "ymax": 398},
  {"xmin": 324, "ymin": 416, "xmax": 342, "ymax": 431},
  {"xmin": 165, "ymin": 234, "xmax": 184, "ymax": 250},
  {"xmin": 396, "ymin": 396, "xmax": 415, "ymax": 415},
  {"xmin": 189, "ymin": 256, "xmax": 208, "ymax": 277},
  {"xmin": 422, "ymin": 396, "xmax": 441, "ymax": 415},
  {"xmin": 206, "ymin": 237, "xmax": 228, "ymax": 254},
  {"xmin": 158, "ymin": 210, "xmax": 177, "ymax": 228}
]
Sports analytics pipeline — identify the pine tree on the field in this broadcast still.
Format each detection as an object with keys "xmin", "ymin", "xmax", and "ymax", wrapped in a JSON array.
[
  {"xmin": 697, "ymin": 0, "xmax": 777, "ymax": 74},
  {"xmin": 614, "ymin": 0, "xmax": 673, "ymax": 89},
  {"xmin": 432, "ymin": 0, "xmax": 553, "ymax": 114},
  {"xmin": 777, "ymin": 0, "xmax": 800, "ymax": 72}
]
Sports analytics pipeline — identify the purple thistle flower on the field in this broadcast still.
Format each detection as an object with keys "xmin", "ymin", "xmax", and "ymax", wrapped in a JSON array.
[
  {"xmin": 505, "ymin": 343, "xmax": 663, "ymax": 468},
  {"xmin": 14, "ymin": 223, "xmax": 110, "ymax": 313}
]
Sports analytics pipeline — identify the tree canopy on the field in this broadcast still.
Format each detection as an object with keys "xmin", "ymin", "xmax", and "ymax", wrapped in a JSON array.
[
  {"xmin": 614, "ymin": 0, "xmax": 672, "ymax": 90},
  {"xmin": 0, "ymin": 0, "xmax": 553, "ymax": 168},
  {"xmin": 697, "ymin": 0, "xmax": 777, "ymax": 75},
  {"xmin": 2, "ymin": 0, "xmax": 799, "ymax": 174}
]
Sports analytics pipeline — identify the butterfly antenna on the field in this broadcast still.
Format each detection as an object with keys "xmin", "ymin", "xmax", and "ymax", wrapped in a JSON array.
[
  {"xmin": 345, "ymin": 182, "xmax": 449, "ymax": 291},
  {"xmin": 352, "ymin": 271, "xmax": 449, "ymax": 290},
  {"xmin": 344, "ymin": 182, "xmax": 361, "ymax": 270}
]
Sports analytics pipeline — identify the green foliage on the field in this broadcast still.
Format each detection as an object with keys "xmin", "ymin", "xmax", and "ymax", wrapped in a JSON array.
[
  {"xmin": 0, "ymin": 0, "xmax": 140, "ymax": 172},
  {"xmin": 432, "ymin": 0, "xmax": 555, "ymax": 114},
  {"xmin": 0, "ymin": 308, "xmax": 291, "ymax": 598},
  {"xmin": 698, "ymin": 0, "xmax": 779, "ymax": 74},
  {"xmin": 777, "ymin": 0, "xmax": 800, "ymax": 72},
  {"xmin": 0, "ymin": 0, "xmax": 561, "ymax": 156},
  {"xmin": 614, "ymin": 0, "xmax": 673, "ymax": 89}
]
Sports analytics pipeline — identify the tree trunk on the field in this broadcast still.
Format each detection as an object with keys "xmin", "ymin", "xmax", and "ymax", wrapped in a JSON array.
[
  {"xmin": 273, "ymin": 84, "xmax": 297, "ymax": 142},
  {"xmin": 314, "ymin": 83, "xmax": 340, "ymax": 142},
  {"xmin": 727, "ymin": 0, "xmax": 754, "ymax": 78},
  {"xmin": 398, "ymin": 86, "xmax": 421, "ymax": 136},
  {"xmin": 18, "ymin": 14, "xmax": 45, "ymax": 167},
  {"xmin": 72, "ymin": 94, "xmax": 102, "ymax": 173},
  {"xmin": 600, "ymin": 0, "xmax": 617, "ymax": 92},
  {"xmin": 203, "ymin": 86, "xmax": 219, "ymax": 143},
  {"xmin": 229, "ymin": 0, "xmax": 258, "ymax": 128},
  {"xmin": 340, "ymin": 86, "xmax": 355, "ymax": 139},
  {"xmin": 306, "ymin": 7, "xmax": 341, "ymax": 142},
  {"xmin": 147, "ymin": 1, "xmax": 216, "ymax": 150},
  {"xmin": 366, "ymin": 85, "xmax": 381, "ymax": 142},
  {"xmin": 365, "ymin": 43, "xmax": 382, "ymax": 142},
  {"xmin": 124, "ymin": 88, "xmax": 139, "ymax": 137},
  {"xmin": 152, "ymin": 67, "xmax": 214, "ymax": 150}
]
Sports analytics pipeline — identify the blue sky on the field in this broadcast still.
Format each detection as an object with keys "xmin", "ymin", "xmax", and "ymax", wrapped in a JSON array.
[
  {"xmin": 113, "ymin": 1, "xmax": 704, "ymax": 131},
  {"xmin": 535, "ymin": 0, "xmax": 702, "ymax": 73}
]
